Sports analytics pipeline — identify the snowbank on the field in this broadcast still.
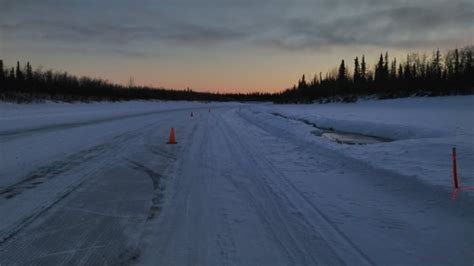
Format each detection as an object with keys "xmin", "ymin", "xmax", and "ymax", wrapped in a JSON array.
[{"xmin": 258, "ymin": 96, "xmax": 474, "ymax": 190}]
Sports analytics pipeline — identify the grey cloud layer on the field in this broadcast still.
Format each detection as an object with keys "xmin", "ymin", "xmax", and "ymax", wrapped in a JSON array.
[
  {"xmin": 1, "ymin": 19, "xmax": 245, "ymax": 45},
  {"xmin": 265, "ymin": 3, "xmax": 474, "ymax": 50},
  {"xmin": 1, "ymin": 0, "xmax": 473, "ymax": 55}
]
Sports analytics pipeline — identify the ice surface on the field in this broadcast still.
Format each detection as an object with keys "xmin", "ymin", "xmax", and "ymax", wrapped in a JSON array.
[{"xmin": 0, "ymin": 97, "xmax": 473, "ymax": 265}]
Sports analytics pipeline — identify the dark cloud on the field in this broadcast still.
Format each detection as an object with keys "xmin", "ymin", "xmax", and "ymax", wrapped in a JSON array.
[
  {"xmin": 256, "ymin": 2, "xmax": 474, "ymax": 50},
  {"xmin": 1, "ymin": 0, "xmax": 473, "ymax": 54},
  {"xmin": 1, "ymin": 19, "xmax": 246, "ymax": 45}
]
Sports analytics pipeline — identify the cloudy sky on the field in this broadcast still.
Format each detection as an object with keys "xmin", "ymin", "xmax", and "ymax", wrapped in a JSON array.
[{"xmin": 1, "ymin": 0, "xmax": 473, "ymax": 92}]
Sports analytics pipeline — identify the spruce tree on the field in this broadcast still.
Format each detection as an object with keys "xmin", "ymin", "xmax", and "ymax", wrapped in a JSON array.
[
  {"xmin": 432, "ymin": 49, "xmax": 442, "ymax": 79},
  {"xmin": 454, "ymin": 48, "xmax": 460, "ymax": 77},
  {"xmin": 338, "ymin": 60, "xmax": 346, "ymax": 82},
  {"xmin": 375, "ymin": 54, "xmax": 384, "ymax": 82},
  {"xmin": 9, "ymin": 67, "xmax": 15, "ymax": 80},
  {"xmin": 0, "ymin": 59, "xmax": 4, "ymax": 80},
  {"xmin": 16, "ymin": 61, "xmax": 24, "ymax": 81},
  {"xmin": 398, "ymin": 64, "xmax": 403, "ymax": 80},
  {"xmin": 361, "ymin": 55, "xmax": 367, "ymax": 82},
  {"xmin": 465, "ymin": 48, "xmax": 473, "ymax": 79},
  {"xmin": 353, "ymin": 57, "xmax": 360, "ymax": 83},
  {"xmin": 390, "ymin": 58, "xmax": 397, "ymax": 80},
  {"xmin": 312, "ymin": 74, "xmax": 318, "ymax": 86},
  {"xmin": 298, "ymin": 74, "xmax": 307, "ymax": 89},
  {"xmin": 26, "ymin": 62, "xmax": 33, "ymax": 80}
]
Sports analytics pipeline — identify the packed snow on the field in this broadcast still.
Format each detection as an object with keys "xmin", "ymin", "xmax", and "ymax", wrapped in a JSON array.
[{"xmin": 0, "ymin": 96, "xmax": 473, "ymax": 265}]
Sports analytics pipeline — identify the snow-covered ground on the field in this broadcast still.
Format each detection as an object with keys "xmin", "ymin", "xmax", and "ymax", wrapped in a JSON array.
[
  {"xmin": 260, "ymin": 96, "xmax": 474, "ymax": 189},
  {"xmin": 0, "ymin": 100, "xmax": 221, "ymax": 135},
  {"xmin": 0, "ymin": 97, "xmax": 473, "ymax": 265},
  {"xmin": 0, "ymin": 101, "xmax": 225, "ymax": 189}
]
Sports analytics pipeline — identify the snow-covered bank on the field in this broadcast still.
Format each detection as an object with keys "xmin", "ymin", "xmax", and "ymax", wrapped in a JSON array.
[
  {"xmin": 255, "ymin": 96, "xmax": 474, "ymax": 190},
  {"xmin": 269, "ymin": 96, "xmax": 473, "ymax": 140}
]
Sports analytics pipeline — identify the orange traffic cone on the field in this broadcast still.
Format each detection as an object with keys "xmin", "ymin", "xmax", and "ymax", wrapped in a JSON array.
[{"xmin": 167, "ymin": 128, "xmax": 177, "ymax": 144}]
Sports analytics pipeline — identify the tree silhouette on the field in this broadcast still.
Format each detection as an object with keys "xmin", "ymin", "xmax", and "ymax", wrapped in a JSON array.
[
  {"xmin": 298, "ymin": 74, "xmax": 307, "ymax": 89},
  {"xmin": 432, "ymin": 49, "xmax": 442, "ymax": 80},
  {"xmin": 15, "ymin": 61, "xmax": 23, "ymax": 81},
  {"xmin": 9, "ymin": 67, "xmax": 14, "ymax": 80},
  {"xmin": 464, "ymin": 48, "xmax": 473, "ymax": 82},
  {"xmin": 454, "ymin": 48, "xmax": 460, "ymax": 77},
  {"xmin": 375, "ymin": 54, "xmax": 384, "ymax": 83},
  {"xmin": 0, "ymin": 60, "xmax": 4, "ymax": 79},
  {"xmin": 354, "ymin": 57, "xmax": 361, "ymax": 84},
  {"xmin": 338, "ymin": 60, "xmax": 347, "ymax": 82},
  {"xmin": 280, "ymin": 46, "xmax": 473, "ymax": 103},
  {"xmin": 361, "ymin": 55, "xmax": 367, "ymax": 82},
  {"xmin": 1, "ymin": 46, "xmax": 473, "ymax": 103},
  {"xmin": 0, "ymin": 60, "xmax": 3, "ymax": 93},
  {"xmin": 390, "ymin": 58, "xmax": 397, "ymax": 80},
  {"xmin": 26, "ymin": 62, "xmax": 33, "ymax": 81}
]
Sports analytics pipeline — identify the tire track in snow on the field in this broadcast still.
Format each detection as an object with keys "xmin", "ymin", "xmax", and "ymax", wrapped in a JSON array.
[
  {"xmin": 0, "ymin": 179, "xmax": 87, "ymax": 246},
  {"xmin": 0, "ymin": 123, "xmax": 155, "ymax": 246},
  {"xmin": 134, "ymin": 115, "xmax": 207, "ymax": 265},
  {"xmin": 0, "ymin": 143, "xmax": 110, "ymax": 199},
  {"xmin": 128, "ymin": 160, "xmax": 165, "ymax": 220},
  {"xmin": 0, "ymin": 128, "xmax": 145, "ymax": 198},
  {"xmin": 200, "ymin": 115, "xmax": 241, "ymax": 266},
  {"xmin": 217, "ymin": 110, "xmax": 374, "ymax": 265},
  {"xmin": 213, "ymin": 113, "xmax": 319, "ymax": 265}
]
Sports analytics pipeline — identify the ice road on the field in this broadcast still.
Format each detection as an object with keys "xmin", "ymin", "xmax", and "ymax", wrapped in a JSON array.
[{"xmin": 1, "ymin": 98, "xmax": 473, "ymax": 265}]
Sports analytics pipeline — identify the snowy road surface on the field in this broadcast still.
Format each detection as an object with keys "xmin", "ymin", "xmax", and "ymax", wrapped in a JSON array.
[{"xmin": 1, "ymin": 99, "xmax": 473, "ymax": 265}]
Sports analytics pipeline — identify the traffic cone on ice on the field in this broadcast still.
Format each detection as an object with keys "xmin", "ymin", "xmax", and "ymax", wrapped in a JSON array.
[{"xmin": 167, "ymin": 128, "xmax": 177, "ymax": 144}]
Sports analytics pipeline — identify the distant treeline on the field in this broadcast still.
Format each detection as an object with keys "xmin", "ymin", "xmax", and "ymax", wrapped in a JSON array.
[
  {"xmin": 1, "ymin": 46, "xmax": 473, "ymax": 103},
  {"xmin": 278, "ymin": 46, "xmax": 474, "ymax": 103},
  {"xmin": 0, "ymin": 60, "xmax": 274, "ymax": 102}
]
